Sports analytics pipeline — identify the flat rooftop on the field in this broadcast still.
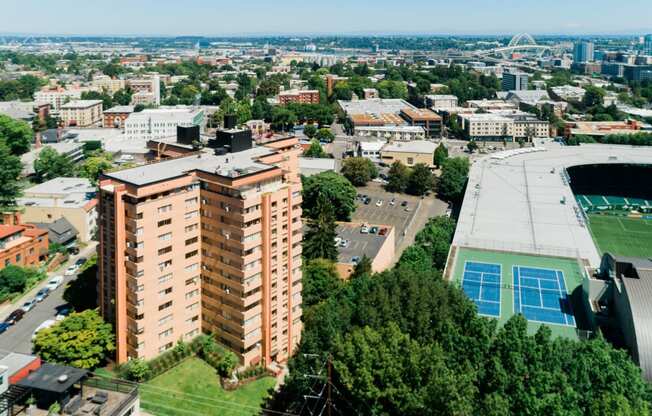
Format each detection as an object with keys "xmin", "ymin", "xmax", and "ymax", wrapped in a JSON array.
[
  {"xmin": 338, "ymin": 98, "xmax": 415, "ymax": 115},
  {"xmin": 451, "ymin": 141, "xmax": 652, "ymax": 269},
  {"xmin": 18, "ymin": 177, "xmax": 96, "ymax": 209},
  {"xmin": 60, "ymin": 100, "xmax": 102, "ymax": 109},
  {"xmin": 105, "ymin": 145, "xmax": 275, "ymax": 186}
]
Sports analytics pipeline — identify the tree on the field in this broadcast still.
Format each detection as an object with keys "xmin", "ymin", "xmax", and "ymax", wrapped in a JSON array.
[
  {"xmin": 303, "ymin": 139, "xmax": 328, "ymax": 158},
  {"xmin": 413, "ymin": 216, "xmax": 456, "ymax": 269},
  {"xmin": 583, "ymin": 85, "xmax": 605, "ymax": 108},
  {"xmin": 437, "ymin": 157, "xmax": 470, "ymax": 202},
  {"xmin": 120, "ymin": 358, "xmax": 151, "ymax": 382},
  {"xmin": 0, "ymin": 266, "xmax": 40, "ymax": 300},
  {"xmin": 302, "ymin": 259, "xmax": 342, "ymax": 309},
  {"xmin": 63, "ymin": 256, "xmax": 98, "ymax": 311},
  {"xmin": 0, "ymin": 142, "xmax": 23, "ymax": 207},
  {"xmin": 315, "ymin": 128, "xmax": 335, "ymax": 143},
  {"xmin": 433, "ymin": 143, "xmax": 448, "ymax": 168},
  {"xmin": 81, "ymin": 90, "xmax": 113, "ymax": 110},
  {"xmin": 385, "ymin": 161, "xmax": 410, "ymax": 193},
  {"xmin": 350, "ymin": 255, "xmax": 372, "ymax": 279},
  {"xmin": 303, "ymin": 195, "xmax": 338, "ymax": 262},
  {"xmin": 0, "ymin": 114, "xmax": 33, "ymax": 155},
  {"xmin": 467, "ymin": 140, "xmax": 479, "ymax": 153},
  {"xmin": 77, "ymin": 152, "xmax": 113, "ymax": 184},
  {"xmin": 302, "ymin": 172, "xmax": 357, "ymax": 221},
  {"xmin": 33, "ymin": 309, "xmax": 115, "ymax": 369},
  {"xmin": 303, "ymin": 124, "xmax": 318, "ymax": 139},
  {"xmin": 341, "ymin": 157, "xmax": 378, "ymax": 186},
  {"xmin": 34, "ymin": 147, "xmax": 75, "ymax": 183},
  {"xmin": 396, "ymin": 245, "xmax": 432, "ymax": 272},
  {"xmin": 112, "ymin": 88, "xmax": 133, "ymax": 106},
  {"xmin": 406, "ymin": 163, "xmax": 435, "ymax": 196}
]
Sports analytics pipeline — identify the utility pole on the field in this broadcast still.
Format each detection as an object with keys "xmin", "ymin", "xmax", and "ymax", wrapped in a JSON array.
[{"xmin": 327, "ymin": 355, "xmax": 332, "ymax": 416}]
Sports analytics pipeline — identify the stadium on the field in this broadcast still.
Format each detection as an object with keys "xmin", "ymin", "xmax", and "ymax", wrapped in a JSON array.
[{"xmin": 444, "ymin": 141, "xmax": 652, "ymax": 339}]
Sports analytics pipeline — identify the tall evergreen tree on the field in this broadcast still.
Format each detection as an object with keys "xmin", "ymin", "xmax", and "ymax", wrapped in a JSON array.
[{"xmin": 303, "ymin": 195, "xmax": 338, "ymax": 261}]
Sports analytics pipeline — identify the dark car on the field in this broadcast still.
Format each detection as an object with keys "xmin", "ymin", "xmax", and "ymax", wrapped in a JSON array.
[
  {"xmin": 75, "ymin": 257, "xmax": 87, "ymax": 266},
  {"xmin": 401, "ymin": 201, "xmax": 408, "ymax": 207},
  {"xmin": 67, "ymin": 246, "xmax": 80, "ymax": 255},
  {"xmin": 0, "ymin": 322, "xmax": 10, "ymax": 334},
  {"xmin": 363, "ymin": 198, "xmax": 371, "ymax": 205},
  {"xmin": 4, "ymin": 309, "xmax": 25, "ymax": 325}
]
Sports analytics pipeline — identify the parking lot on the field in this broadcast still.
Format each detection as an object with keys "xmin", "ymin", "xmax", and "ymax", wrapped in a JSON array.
[
  {"xmin": 336, "ymin": 223, "xmax": 391, "ymax": 265},
  {"xmin": 351, "ymin": 184, "xmax": 422, "ymax": 243}
]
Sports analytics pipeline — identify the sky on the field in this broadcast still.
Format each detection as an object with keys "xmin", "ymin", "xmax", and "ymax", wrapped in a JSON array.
[{"xmin": 1, "ymin": 0, "xmax": 651, "ymax": 36}]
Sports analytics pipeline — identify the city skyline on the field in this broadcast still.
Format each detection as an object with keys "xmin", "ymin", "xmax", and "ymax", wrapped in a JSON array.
[{"xmin": 1, "ymin": 0, "xmax": 651, "ymax": 37}]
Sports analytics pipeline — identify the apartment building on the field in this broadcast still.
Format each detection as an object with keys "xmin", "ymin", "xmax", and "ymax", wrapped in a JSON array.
[
  {"xmin": 124, "ymin": 107, "xmax": 204, "ymax": 141},
  {"xmin": 0, "ymin": 213, "xmax": 48, "ymax": 271},
  {"xmin": 458, "ymin": 113, "xmax": 514, "ymax": 141},
  {"xmin": 98, "ymin": 127, "xmax": 303, "ymax": 367},
  {"xmin": 502, "ymin": 71, "xmax": 529, "ymax": 91},
  {"xmin": 59, "ymin": 100, "xmax": 103, "ymax": 128},
  {"xmin": 127, "ymin": 76, "xmax": 161, "ymax": 106},
  {"xmin": 17, "ymin": 178, "xmax": 98, "ymax": 243},
  {"xmin": 92, "ymin": 75, "xmax": 126, "ymax": 94},
  {"xmin": 399, "ymin": 108, "xmax": 442, "ymax": 138},
  {"xmin": 34, "ymin": 88, "xmax": 83, "ymax": 111},
  {"xmin": 278, "ymin": 89, "xmax": 320, "ymax": 105},
  {"xmin": 104, "ymin": 106, "xmax": 135, "ymax": 129}
]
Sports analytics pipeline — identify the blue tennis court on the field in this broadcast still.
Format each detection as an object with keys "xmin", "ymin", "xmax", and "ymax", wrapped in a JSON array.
[
  {"xmin": 462, "ymin": 262, "xmax": 501, "ymax": 317},
  {"xmin": 513, "ymin": 266, "xmax": 576, "ymax": 326}
]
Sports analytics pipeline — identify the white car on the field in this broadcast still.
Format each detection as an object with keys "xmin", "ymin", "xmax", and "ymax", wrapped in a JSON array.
[
  {"xmin": 32, "ymin": 319, "xmax": 56, "ymax": 339},
  {"xmin": 46, "ymin": 276, "xmax": 64, "ymax": 291},
  {"xmin": 64, "ymin": 265, "xmax": 79, "ymax": 276},
  {"xmin": 375, "ymin": 200, "xmax": 383, "ymax": 207}
]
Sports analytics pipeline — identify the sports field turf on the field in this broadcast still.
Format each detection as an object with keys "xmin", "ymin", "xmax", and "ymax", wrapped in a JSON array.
[
  {"xmin": 452, "ymin": 247, "xmax": 584, "ymax": 339},
  {"xmin": 588, "ymin": 214, "xmax": 652, "ymax": 258}
]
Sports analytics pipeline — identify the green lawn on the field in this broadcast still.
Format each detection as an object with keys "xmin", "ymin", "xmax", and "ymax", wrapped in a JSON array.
[
  {"xmin": 140, "ymin": 357, "xmax": 276, "ymax": 416},
  {"xmin": 451, "ymin": 247, "xmax": 585, "ymax": 339},
  {"xmin": 588, "ymin": 214, "xmax": 652, "ymax": 258}
]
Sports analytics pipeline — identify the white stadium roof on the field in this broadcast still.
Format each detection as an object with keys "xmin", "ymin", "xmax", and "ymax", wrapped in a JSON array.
[{"xmin": 452, "ymin": 141, "xmax": 652, "ymax": 268}]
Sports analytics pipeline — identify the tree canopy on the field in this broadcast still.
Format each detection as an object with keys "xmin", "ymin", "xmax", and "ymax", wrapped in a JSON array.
[
  {"xmin": 341, "ymin": 157, "xmax": 378, "ymax": 186},
  {"xmin": 303, "ymin": 195, "xmax": 338, "ymax": 262},
  {"xmin": 0, "ymin": 142, "xmax": 23, "ymax": 207},
  {"xmin": 33, "ymin": 309, "xmax": 115, "ymax": 369},
  {"xmin": 0, "ymin": 114, "xmax": 33, "ymax": 155},
  {"xmin": 438, "ymin": 157, "xmax": 470, "ymax": 202},
  {"xmin": 33, "ymin": 147, "xmax": 75, "ymax": 183},
  {"xmin": 302, "ymin": 171, "xmax": 357, "ymax": 221}
]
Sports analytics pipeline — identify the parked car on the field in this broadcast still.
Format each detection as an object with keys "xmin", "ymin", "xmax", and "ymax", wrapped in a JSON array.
[
  {"xmin": 401, "ymin": 200, "xmax": 408, "ymax": 207},
  {"xmin": 363, "ymin": 197, "xmax": 371, "ymax": 205},
  {"xmin": 389, "ymin": 198, "xmax": 396, "ymax": 206},
  {"xmin": 67, "ymin": 246, "xmax": 80, "ymax": 255},
  {"xmin": 75, "ymin": 257, "xmax": 87, "ymax": 267},
  {"xmin": 360, "ymin": 226, "xmax": 369, "ymax": 234},
  {"xmin": 370, "ymin": 226, "xmax": 379, "ymax": 234},
  {"xmin": 375, "ymin": 199, "xmax": 383, "ymax": 207},
  {"xmin": 55, "ymin": 307, "xmax": 72, "ymax": 321},
  {"xmin": 339, "ymin": 239, "xmax": 350, "ymax": 248},
  {"xmin": 46, "ymin": 275, "xmax": 64, "ymax": 291},
  {"xmin": 32, "ymin": 319, "xmax": 56, "ymax": 339},
  {"xmin": 351, "ymin": 256, "xmax": 361, "ymax": 264},
  {"xmin": 405, "ymin": 206, "xmax": 412, "ymax": 212},
  {"xmin": 379, "ymin": 228, "xmax": 388, "ymax": 236},
  {"xmin": 4, "ymin": 309, "xmax": 25, "ymax": 325},
  {"xmin": 21, "ymin": 299, "xmax": 37, "ymax": 312},
  {"xmin": 64, "ymin": 265, "xmax": 79, "ymax": 276},
  {"xmin": 35, "ymin": 288, "xmax": 50, "ymax": 302},
  {"xmin": 0, "ymin": 323, "xmax": 10, "ymax": 334}
]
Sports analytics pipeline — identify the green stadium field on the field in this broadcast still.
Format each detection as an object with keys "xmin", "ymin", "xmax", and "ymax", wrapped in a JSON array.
[
  {"xmin": 451, "ymin": 247, "xmax": 585, "ymax": 339},
  {"xmin": 588, "ymin": 214, "xmax": 652, "ymax": 258}
]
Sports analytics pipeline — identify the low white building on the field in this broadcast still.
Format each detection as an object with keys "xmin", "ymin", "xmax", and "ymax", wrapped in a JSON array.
[
  {"xmin": 124, "ymin": 107, "xmax": 205, "ymax": 141},
  {"xmin": 355, "ymin": 125, "xmax": 426, "ymax": 142},
  {"xmin": 426, "ymin": 94, "xmax": 459, "ymax": 111},
  {"xmin": 357, "ymin": 140, "xmax": 385, "ymax": 162}
]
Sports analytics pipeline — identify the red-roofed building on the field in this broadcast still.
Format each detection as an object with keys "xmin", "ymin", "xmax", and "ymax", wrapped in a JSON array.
[{"xmin": 0, "ymin": 213, "xmax": 48, "ymax": 271}]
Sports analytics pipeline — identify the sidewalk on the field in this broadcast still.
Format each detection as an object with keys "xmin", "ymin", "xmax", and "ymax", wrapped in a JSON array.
[{"xmin": 0, "ymin": 242, "xmax": 98, "ymax": 321}]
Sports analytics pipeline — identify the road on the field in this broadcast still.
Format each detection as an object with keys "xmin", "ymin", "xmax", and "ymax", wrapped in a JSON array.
[{"xmin": 0, "ymin": 243, "xmax": 97, "ymax": 355}]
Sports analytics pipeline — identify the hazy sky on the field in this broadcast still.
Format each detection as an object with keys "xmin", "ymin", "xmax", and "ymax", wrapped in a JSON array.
[{"xmin": 1, "ymin": 0, "xmax": 651, "ymax": 36}]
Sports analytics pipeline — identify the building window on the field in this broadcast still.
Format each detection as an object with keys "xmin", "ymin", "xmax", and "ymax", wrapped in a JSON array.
[
  {"xmin": 158, "ymin": 301, "xmax": 173, "ymax": 311},
  {"xmin": 185, "ymin": 250, "xmax": 198, "ymax": 259},
  {"xmin": 159, "ymin": 287, "xmax": 173, "ymax": 297},
  {"xmin": 158, "ymin": 232, "xmax": 172, "ymax": 241},
  {"xmin": 158, "ymin": 273, "xmax": 172, "ymax": 284},
  {"xmin": 158, "ymin": 314, "xmax": 173, "ymax": 326},
  {"xmin": 158, "ymin": 204, "xmax": 172, "ymax": 214},
  {"xmin": 158, "ymin": 246, "xmax": 172, "ymax": 255},
  {"xmin": 158, "ymin": 218, "xmax": 172, "ymax": 227},
  {"xmin": 185, "ymin": 237, "xmax": 198, "ymax": 245}
]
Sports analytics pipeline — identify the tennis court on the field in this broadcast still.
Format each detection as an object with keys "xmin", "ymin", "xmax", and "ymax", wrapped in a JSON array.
[
  {"xmin": 462, "ymin": 261, "xmax": 501, "ymax": 317},
  {"xmin": 513, "ymin": 266, "xmax": 576, "ymax": 327}
]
